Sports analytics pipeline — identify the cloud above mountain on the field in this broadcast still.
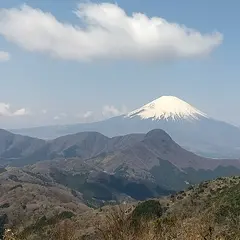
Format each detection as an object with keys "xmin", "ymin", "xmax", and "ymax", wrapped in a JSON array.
[
  {"xmin": 0, "ymin": 103, "xmax": 29, "ymax": 117},
  {"xmin": 102, "ymin": 105, "xmax": 127, "ymax": 118},
  {"xmin": 13, "ymin": 108, "xmax": 29, "ymax": 116},
  {"xmin": 0, "ymin": 51, "xmax": 10, "ymax": 62},
  {"xmin": 75, "ymin": 105, "xmax": 127, "ymax": 123},
  {"xmin": 53, "ymin": 113, "xmax": 67, "ymax": 121},
  {"xmin": 0, "ymin": 3, "xmax": 222, "ymax": 62},
  {"xmin": 83, "ymin": 111, "xmax": 93, "ymax": 119}
]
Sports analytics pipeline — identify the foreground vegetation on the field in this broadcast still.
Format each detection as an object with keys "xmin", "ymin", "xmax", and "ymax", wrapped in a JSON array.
[{"xmin": 3, "ymin": 176, "xmax": 240, "ymax": 240}]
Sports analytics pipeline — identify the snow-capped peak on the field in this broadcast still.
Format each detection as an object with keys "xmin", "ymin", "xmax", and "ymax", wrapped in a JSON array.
[{"xmin": 126, "ymin": 96, "xmax": 207, "ymax": 121}]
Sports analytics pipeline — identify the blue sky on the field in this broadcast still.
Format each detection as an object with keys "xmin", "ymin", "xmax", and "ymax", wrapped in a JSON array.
[{"xmin": 0, "ymin": 0, "xmax": 240, "ymax": 128}]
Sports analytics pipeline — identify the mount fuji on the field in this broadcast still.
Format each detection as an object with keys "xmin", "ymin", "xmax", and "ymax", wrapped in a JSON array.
[
  {"xmin": 11, "ymin": 96, "xmax": 240, "ymax": 158},
  {"xmin": 127, "ymin": 96, "xmax": 207, "ymax": 121}
]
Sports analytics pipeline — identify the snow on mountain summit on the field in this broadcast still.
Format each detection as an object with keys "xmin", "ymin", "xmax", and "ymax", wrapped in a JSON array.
[{"xmin": 126, "ymin": 96, "xmax": 207, "ymax": 121}]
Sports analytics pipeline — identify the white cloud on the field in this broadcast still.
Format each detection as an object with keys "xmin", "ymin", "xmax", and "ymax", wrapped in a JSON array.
[
  {"xmin": 102, "ymin": 105, "xmax": 127, "ymax": 118},
  {"xmin": 0, "ymin": 51, "xmax": 10, "ymax": 62},
  {"xmin": 0, "ymin": 3, "xmax": 222, "ymax": 62},
  {"xmin": 76, "ymin": 111, "xmax": 94, "ymax": 123},
  {"xmin": 53, "ymin": 113, "xmax": 67, "ymax": 120},
  {"xmin": 13, "ymin": 108, "xmax": 28, "ymax": 116},
  {"xmin": 0, "ymin": 103, "xmax": 11, "ymax": 116},
  {"xmin": 0, "ymin": 102, "xmax": 29, "ymax": 117},
  {"xmin": 83, "ymin": 111, "xmax": 93, "ymax": 118}
]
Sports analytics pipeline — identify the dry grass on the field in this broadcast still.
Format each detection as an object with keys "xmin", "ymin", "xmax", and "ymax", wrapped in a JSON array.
[
  {"xmin": 96, "ymin": 206, "xmax": 155, "ymax": 240},
  {"xmin": 50, "ymin": 220, "xmax": 77, "ymax": 240},
  {"xmin": 96, "ymin": 208, "xmax": 239, "ymax": 240},
  {"xmin": 96, "ymin": 178, "xmax": 240, "ymax": 240},
  {"xmin": 4, "ymin": 177, "xmax": 240, "ymax": 240}
]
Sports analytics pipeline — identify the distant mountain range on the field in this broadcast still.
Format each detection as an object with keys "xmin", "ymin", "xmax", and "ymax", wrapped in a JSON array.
[
  {"xmin": 1, "ymin": 128, "xmax": 240, "ymax": 203},
  {"xmin": 1, "ymin": 126, "xmax": 240, "ymax": 236},
  {"xmin": 11, "ymin": 96, "xmax": 240, "ymax": 158}
]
